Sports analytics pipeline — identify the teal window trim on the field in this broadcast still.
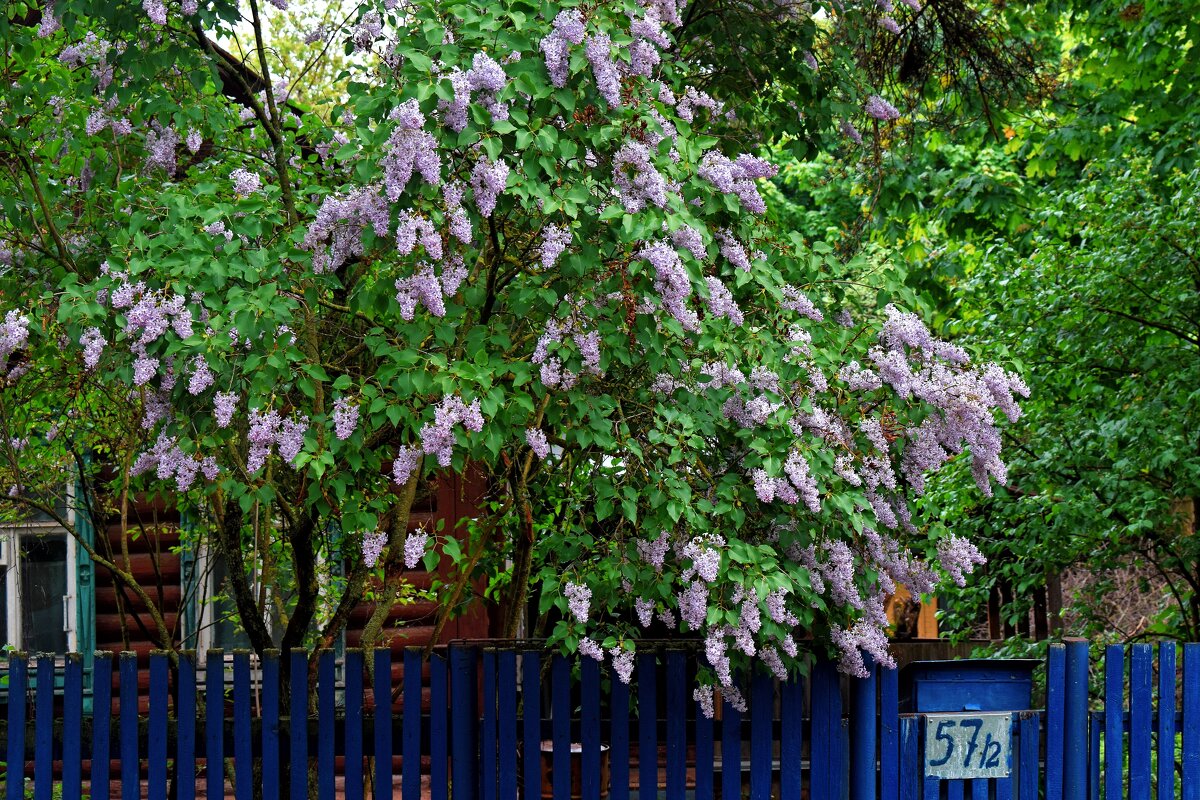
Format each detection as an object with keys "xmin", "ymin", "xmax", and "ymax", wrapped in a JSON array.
[{"xmin": 74, "ymin": 475, "xmax": 96, "ymax": 712}]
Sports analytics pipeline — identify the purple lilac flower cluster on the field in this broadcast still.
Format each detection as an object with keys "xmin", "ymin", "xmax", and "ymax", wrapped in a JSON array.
[
  {"xmin": 0, "ymin": 312, "xmax": 30, "ymax": 376},
  {"xmin": 333, "ymin": 397, "xmax": 359, "ymax": 440},
  {"xmin": 697, "ymin": 152, "xmax": 778, "ymax": 214},
  {"xmin": 540, "ymin": 10, "xmax": 586, "ymax": 88},
  {"xmin": 380, "ymin": 100, "xmax": 442, "ymax": 202},
  {"xmin": 612, "ymin": 142, "xmax": 668, "ymax": 213},
  {"xmin": 404, "ymin": 530, "xmax": 429, "ymax": 569},
  {"xmin": 246, "ymin": 407, "xmax": 309, "ymax": 472},
  {"xmin": 303, "ymin": 187, "xmax": 390, "ymax": 274}
]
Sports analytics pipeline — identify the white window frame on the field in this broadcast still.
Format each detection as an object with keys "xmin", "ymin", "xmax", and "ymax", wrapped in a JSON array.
[
  {"xmin": 0, "ymin": 483, "xmax": 79, "ymax": 654},
  {"xmin": 189, "ymin": 545, "xmax": 273, "ymax": 658}
]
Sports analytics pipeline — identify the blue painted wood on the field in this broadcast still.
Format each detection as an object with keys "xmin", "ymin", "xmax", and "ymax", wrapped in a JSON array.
[
  {"xmin": 403, "ymin": 649, "xmax": 423, "ymax": 800},
  {"xmin": 880, "ymin": 667, "xmax": 899, "ymax": 800},
  {"xmin": 812, "ymin": 659, "xmax": 843, "ymax": 800},
  {"xmin": 290, "ymin": 650, "xmax": 309, "ymax": 800},
  {"xmin": 178, "ymin": 652, "xmax": 198, "ymax": 800},
  {"xmin": 780, "ymin": 675, "xmax": 803, "ymax": 800},
  {"xmin": 63, "ymin": 653, "xmax": 84, "ymax": 800},
  {"xmin": 1185, "ymin": 643, "xmax": 1200, "ymax": 800},
  {"xmin": 262, "ymin": 650, "xmax": 281, "ymax": 800},
  {"xmin": 205, "ymin": 649, "xmax": 224, "ymax": 800},
  {"xmin": 90, "ymin": 652, "xmax": 112, "ymax": 800},
  {"xmin": 750, "ymin": 669, "xmax": 772, "ymax": 800},
  {"xmin": 233, "ymin": 651, "xmax": 253, "ymax": 800},
  {"xmin": 522, "ymin": 651, "xmax": 541, "ymax": 800},
  {"xmin": 498, "ymin": 651, "xmax": 518, "ymax": 800},
  {"xmin": 898, "ymin": 716, "xmax": 918, "ymax": 800},
  {"xmin": 1064, "ymin": 640, "xmax": 1090, "ymax": 800},
  {"xmin": 1103, "ymin": 645, "xmax": 1124, "ymax": 800},
  {"xmin": 7, "ymin": 653, "xmax": 27, "ymax": 800},
  {"xmin": 923, "ymin": 773, "xmax": 940, "ymax": 800},
  {"xmin": 552, "ymin": 654, "xmax": 572, "ymax": 800},
  {"xmin": 374, "ymin": 648, "xmax": 393, "ymax": 800},
  {"xmin": 666, "ymin": 652, "xmax": 687, "ymax": 800},
  {"xmin": 947, "ymin": 780, "xmax": 964, "ymax": 800},
  {"xmin": 993, "ymin": 715, "xmax": 1014, "ymax": 800},
  {"xmin": 1018, "ymin": 712, "xmax": 1039, "ymax": 800},
  {"xmin": 1130, "ymin": 643, "xmax": 1153, "ymax": 800},
  {"xmin": 450, "ymin": 647, "xmax": 478, "ymax": 800},
  {"xmin": 581, "ymin": 656, "xmax": 602, "ymax": 800},
  {"xmin": 430, "ymin": 651, "xmax": 449, "ymax": 800},
  {"xmin": 610, "ymin": 671, "xmax": 630, "ymax": 800},
  {"xmin": 482, "ymin": 650, "xmax": 498, "ymax": 800},
  {"xmin": 850, "ymin": 656, "xmax": 878, "ymax": 800},
  {"xmin": 638, "ymin": 653, "xmax": 658, "ymax": 800},
  {"xmin": 344, "ymin": 650, "xmax": 365, "ymax": 800},
  {"xmin": 1158, "ymin": 643, "xmax": 1177, "ymax": 800},
  {"xmin": 119, "ymin": 651, "xmax": 139, "ymax": 800},
  {"xmin": 34, "ymin": 655, "xmax": 52, "ymax": 800},
  {"xmin": 319, "ymin": 650, "xmax": 337, "ymax": 800},
  {"xmin": 721, "ymin": 682, "xmax": 742, "ymax": 800},
  {"xmin": 1046, "ymin": 644, "xmax": 1067, "ymax": 800},
  {"xmin": 148, "ymin": 653, "xmax": 170, "ymax": 800}
]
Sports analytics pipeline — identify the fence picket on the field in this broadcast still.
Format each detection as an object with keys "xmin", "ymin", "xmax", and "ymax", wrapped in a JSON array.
[
  {"xmin": 7, "ymin": 653, "xmax": 27, "ymax": 800},
  {"xmin": 667, "ymin": 652, "xmax": 687, "ymax": 800},
  {"xmin": 638, "ymin": 653, "xmax": 658, "ymax": 800},
  {"xmin": 63, "ymin": 653, "xmax": 84, "ymax": 800},
  {"xmin": 403, "ymin": 649, "xmax": 423, "ymax": 800},
  {"xmin": 33, "ymin": 655, "xmax": 52, "ymax": 800},
  {"xmin": 319, "ymin": 650, "xmax": 337, "ymax": 800},
  {"xmin": 233, "ymin": 651, "xmax": 253, "ymax": 800},
  {"xmin": 880, "ymin": 667, "xmax": 899, "ymax": 800},
  {"xmin": 291, "ymin": 649, "xmax": 310, "ymax": 800},
  {"xmin": 1184, "ymin": 643, "xmax": 1200, "ymax": 800},
  {"xmin": 780, "ymin": 674, "xmax": 803, "ymax": 800},
  {"xmin": 499, "ymin": 650, "xmax": 519, "ymax": 800},
  {"xmin": 695, "ymin": 684, "xmax": 715, "ymax": 800},
  {"xmin": 850, "ymin": 656, "xmax": 878, "ymax": 800},
  {"xmin": 1104, "ymin": 645, "xmax": 1124, "ymax": 800},
  {"xmin": 993, "ymin": 715, "xmax": 1013, "ymax": 800},
  {"xmin": 750, "ymin": 670, "xmax": 772, "ymax": 800},
  {"xmin": 205, "ymin": 649, "xmax": 224, "ymax": 800},
  {"xmin": 91, "ymin": 652, "xmax": 112, "ymax": 800},
  {"xmin": 1018, "ymin": 712, "xmax": 1039, "ymax": 800},
  {"xmin": 947, "ymin": 780, "xmax": 964, "ymax": 800},
  {"xmin": 812, "ymin": 660, "xmax": 843, "ymax": 800},
  {"xmin": 1158, "ymin": 643, "xmax": 1177, "ymax": 800},
  {"xmin": 178, "ymin": 651, "xmax": 197, "ymax": 800},
  {"xmin": 521, "ymin": 650, "xmax": 541, "ymax": 800},
  {"xmin": 451, "ymin": 646, "xmax": 478, "ymax": 800},
  {"xmin": 148, "ymin": 652, "xmax": 170, "ymax": 800},
  {"xmin": 482, "ymin": 649, "xmax": 498, "ymax": 800},
  {"xmin": 263, "ymin": 650, "xmax": 282, "ymax": 800},
  {"xmin": 375, "ymin": 648, "xmax": 394, "ymax": 800},
  {"xmin": 1130, "ymin": 643, "xmax": 1153, "ymax": 800},
  {"xmin": 552, "ymin": 654, "xmax": 571, "ymax": 800},
  {"xmin": 119, "ymin": 652, "xmax": 138, "ymax": 800},
  {"xmin": 1046, "ymin": 644, "xmax": 1067, "ymax": 800},
  {"xmin": 345, "ymin": 649, "xmax": 365, "ymax": 800},
  {"xmin": 430, "ymin": 651, "xmax": 448, "ymax": 800},
  {"xmin": 720, "ymin": 684, "xmax": 742, "ymax": 800},
  {"xmin": 581, "ymin": 656, "xmax": 602, "ymax": 800},
  {"xmin": 1064, "ymin": 640, "xmax": 1090, "ymax": 800},
  {"xmin": 610, "ymin": 669, "xmax": 630, "ymax": 800}
]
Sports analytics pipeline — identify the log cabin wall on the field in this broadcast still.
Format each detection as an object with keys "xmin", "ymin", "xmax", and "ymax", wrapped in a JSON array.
[{"xmin": 87, "ymin": 471, "xmax": 489, "ymax": 711}]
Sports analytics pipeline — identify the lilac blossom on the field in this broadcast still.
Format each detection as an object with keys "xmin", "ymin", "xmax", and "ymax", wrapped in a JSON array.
[
  {"xmin": 303, "ymin": 187, "xmax": 390, "ymax": 274},
  {"xmin": 585, "ymin": 34, "xmax": 621, "ymax": 106},
  {"xmin": 80, "ymin": 327, "xmax": 105, "ymax": 370},
  {"xmin": 213, "ymin": 392, "xmax": 237, "ymax": 428},
  {"xmin": 937, "ymin": 535, "xmax": 986, "ymax": 586},
  {"xmin": 230, "ymin": 168, "xmax": 262, "ymax": 195},
  {"xmin": 579, "ymin": 637, "xmax": 605, "ymax": 660},
  {"xmin": 392, "ymin": 446, "xmax": 420, "ymax": 485},
  {"xmin": 697, "ymin": 152, "xmax": 777, "ymax": 214},
  {"xmin": 525, "ymin": 428, "xmax": 550, "ymax": 459},
  {"xmin": 540, "ymin": 10, "xmax": 586, "ymax": 87},
  {"xmin": 540, "ymin": 225, "xmax": 572, "ymax": 270},
  {"xmin": 564, "ymin": 581, "xmax": 592, "ymax": 624},
  {"xmin": 612, "ymin": 142, "xmax": 668, "ymax": 213},
  {"xmin": 380, "ymin": 100, "xmax": 442, "ymax": 200},
  {"xmin": 187, "ymin": 356, "xmax": 214, "ymax": 395},
  {"xmin": 864, "ymin": 94, "xmax": 900, "ymax": 121},
  {"xmin": 715, "ymin": 229, "xmax": 752, "ymax": 271},
  {"xmin": 640, "ymin": 240, "xmax": 699, "ymax": 331},
  {"xmin": 781, "ymin": 285, "xmax": 823, "ymax": 320},
  {"xmin": 703, "ymin": 277, "xmax": 743, "ymax": 325},
  {"xmin": 404, "ymin": 530, "xmax": 429, "ymax": 569},
  {"xmin": 333, "ymin": 397, "xmax": 359, "ymax": 440},
  {"xmin": 362, "ymin": 529, "xmax": 387, "ymax": 568},
  {"xmin": 470, "ymin": 157, "xmax": 509, "ymax": 217},
  {"xmin": 610, "ymin": 646, "xmax": 635, "ymax": 684}
]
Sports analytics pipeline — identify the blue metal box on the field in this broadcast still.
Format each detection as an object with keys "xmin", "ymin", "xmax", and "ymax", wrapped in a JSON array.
[{"xmin": 899, "ymin": 659, "xmax": 1040, "ymax": 712}]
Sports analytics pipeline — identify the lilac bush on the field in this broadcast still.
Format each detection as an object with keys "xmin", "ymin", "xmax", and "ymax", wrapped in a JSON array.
[{"xmin": 0, "ymin": 0, "xmax": 1012, "ymax": 694}]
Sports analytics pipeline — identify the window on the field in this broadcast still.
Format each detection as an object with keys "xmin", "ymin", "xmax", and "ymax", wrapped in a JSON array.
[{"xmin": 0, "ymin": 491, "xmax": 81, "ymax": 654}]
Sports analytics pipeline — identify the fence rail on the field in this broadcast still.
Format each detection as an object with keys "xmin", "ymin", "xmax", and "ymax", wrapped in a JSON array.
[{"xmin": 2, "ymin": 641, "xmax": 1200, "ymax": 799}]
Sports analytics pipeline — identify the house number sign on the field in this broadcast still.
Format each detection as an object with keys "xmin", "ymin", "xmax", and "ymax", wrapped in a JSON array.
[{"xmin": 923, "ymin": 712, "xmax": 1012, "ymax": 780}]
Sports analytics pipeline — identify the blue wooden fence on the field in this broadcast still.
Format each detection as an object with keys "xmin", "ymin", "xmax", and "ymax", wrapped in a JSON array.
[{"xmin": 1, "ymin": 640, "xmax": 1199, "ymax": 799}]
